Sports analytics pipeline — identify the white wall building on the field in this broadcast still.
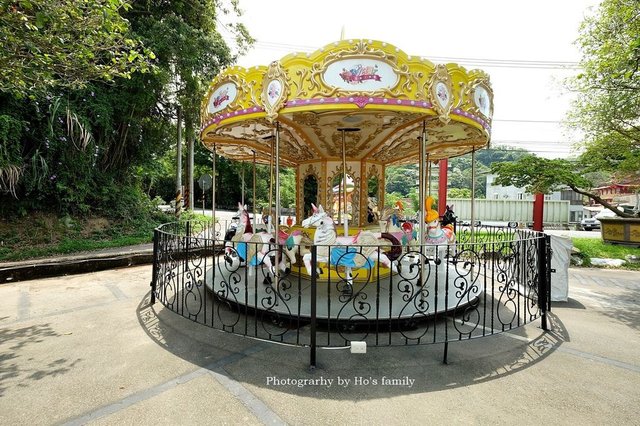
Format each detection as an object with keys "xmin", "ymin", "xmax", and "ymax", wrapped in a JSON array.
[
  {"xmin": 485, "ymin": 174, "xmax": 561, "ymax": 201},
  {"xmin": 485, "ymin": 174, "xmax": 584, "ymax": 223}
]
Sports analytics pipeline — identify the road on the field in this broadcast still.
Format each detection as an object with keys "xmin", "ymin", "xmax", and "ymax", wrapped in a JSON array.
[{"xmin": 544, "ymin": 228, "xmax": 602, "ymax": 239}]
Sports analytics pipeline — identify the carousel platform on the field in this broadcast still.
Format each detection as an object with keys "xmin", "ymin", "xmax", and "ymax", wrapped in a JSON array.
[{"xmin": 204, "ymin": 255, "xmax": 481, "ymax": 325}]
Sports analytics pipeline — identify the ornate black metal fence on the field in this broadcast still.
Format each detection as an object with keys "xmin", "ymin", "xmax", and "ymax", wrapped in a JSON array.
[{"xmin": 150, "ymin": 220, "xmax": 551, "ymax": 368}]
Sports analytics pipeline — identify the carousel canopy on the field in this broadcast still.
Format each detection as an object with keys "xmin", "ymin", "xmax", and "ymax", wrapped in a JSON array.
[{"xmin": 200, "ymin": 40, "xmax": 493, "ymax": 167}]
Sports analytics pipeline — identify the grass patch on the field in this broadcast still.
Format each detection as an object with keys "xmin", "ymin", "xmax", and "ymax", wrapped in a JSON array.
[
  {"xmin": 572, "ymin": 237, "xmax": 640, "ymax": 270},
  {"xmin": 0, "ymin": 209, "xmax": 215, "ymax": 262},
  {"xmin": 0, "ymin": 211, "xmax": 174, "ymax": 262}
]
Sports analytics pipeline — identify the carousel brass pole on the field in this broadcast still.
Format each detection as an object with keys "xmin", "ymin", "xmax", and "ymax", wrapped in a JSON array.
[
  {"xmin": 274, "ymin": 122, "xmax": 281, "ymax": 277},
  {"xmin": 342, "ymin": 130, "xmax": 349, "ymax": 237},
  {"xmin": 337, "ymin": 128, "xmax": 358, "ymax": 236},
  {"xmin": 420, "ymin": 121, "xmax": 427, "ymax": 245},
  {"xmin": 341, "ymin": 129, "xmax": 348, "ymax": 236},
  {"xmin": 268, "ymin": 134, "xmax": 275, "ymax": 233},
  {"xmin": 427, "ymin": 157, "xmax": 432, "ymax": 197},
  {"xmin": 252, "ymin": 150, "xmax": 257, "ymax": 231},
  {"xmin": 337, "ymin": 172, "xmax": 342, "ymax": 227},
  {"xmin": 241, "ymin": 161, "xmax": 245, "ymax": 207},
  {"xmin": 470, "ymin": 148, "xmax": 476, "ymax": 243},
  {"xmin": 211, "ymin": 144, "xmax": 216, "ymax": 226}
]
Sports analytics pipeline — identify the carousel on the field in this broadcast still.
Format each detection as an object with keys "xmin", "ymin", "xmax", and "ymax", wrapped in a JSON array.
[{"xmin": 197, "ymin": 39, "xmax": 495, "ymax": 324}]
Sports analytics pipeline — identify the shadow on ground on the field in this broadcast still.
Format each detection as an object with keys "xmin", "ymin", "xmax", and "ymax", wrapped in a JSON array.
[
  {"xmin": 137, "ymin": 291, "xmax": 568, "ymax": 399},
  {"xmin": 0, "ymin": 323, "xmax": 82, "ymax": 398}
]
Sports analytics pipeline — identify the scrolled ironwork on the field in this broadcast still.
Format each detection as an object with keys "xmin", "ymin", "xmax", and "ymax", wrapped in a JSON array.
[{"xmin": 151, "ymin": 221, "xmax": 550, "ymax": 360}]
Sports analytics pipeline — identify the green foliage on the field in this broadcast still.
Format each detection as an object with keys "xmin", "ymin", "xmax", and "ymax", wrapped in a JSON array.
[
  {"xmin": 567, "ymin": 0, "xmax": 640, "ymax": 181},
  {"xmin": 572, "ymin": 238, "xmax": 640, "ymax": 270},
  {"xmin": 0, "ymin": 0, "xmax": 155, "ymax": 97},
  {"xmin": 303, "ymin": 174, "xmax": 319, "ymax": 216},
  {"xmin": 385, "ymin": 165, "xmax": 417, "ymax": 196},
  {"xmin": 490, "ymin": 154, "xmax": 638, "ymax": 217},
  {"xmin": 448, "ymin": 147, "xmax": 530, "ymax": 198},
  {"xmin": 383, "ymin": 148, "xmax": 529, "ymax": 203},
  {"xmin": 0, "ymin": 0, "xmax": 253, "ymax": 221},
  {"xmin": 408, "ymin": 188, "xmax": 419, "ymax": 213},
  {"xmin": 491, "ymin": 1, "xmax": 640, "ymax": 218},
  {"xmin": 384, "ymin": 192, "xmax": 404, "ymax": 208},
  {"xmin": 491, "ymin": 155, "xmax": 591, "ymax": 195},
  {"xmin": 0, "ymin": 114, "xmax": 25, "ymax": 195},
  {"xmin": 131, "ymin": 0, "xmax": 253, "ymax": 209},
  {"xmin": 448, "ymin": 188, "xmax": 472, "ymax": 198},
  {"xmin": 278, "ymin": 168, "xmax": 296, "ymax": 208},
  {"xmin": 0, "ymin": 207, "xmax": 172, "ymax": 262}
]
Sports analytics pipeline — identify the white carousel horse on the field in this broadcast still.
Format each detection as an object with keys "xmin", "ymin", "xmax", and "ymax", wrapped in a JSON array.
[
  {"xmin": 301, "ymin": 204, "xmax": 397, "ymax": 285},
  {"xmin": 261, "ymin": 207, "xmax": 274, "ymax": 234},
  {"xmin": 224, "ymin": 203, "xmax": 288, "ymax": 276},
  {"xmin": 277, "ymin": 228, "xmax": 312, "ymax": 266},
  {"xmin": 366, "ymin": 197, "xmax": 380, "ymax": 223},
  {"xmin": 378, "ymin": 200, "xmax": 406, "ymax": 233}
]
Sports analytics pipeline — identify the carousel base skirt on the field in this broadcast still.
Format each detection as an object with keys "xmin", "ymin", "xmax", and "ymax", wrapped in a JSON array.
[{"xmin": 204, "ymin": 256, "xmax": 481, "ymax": 326}]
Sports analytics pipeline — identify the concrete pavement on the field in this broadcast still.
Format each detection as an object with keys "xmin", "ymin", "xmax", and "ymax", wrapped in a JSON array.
[{"xmin": 0, "ymin": 265, "xmax": 639, "ymax": 425}]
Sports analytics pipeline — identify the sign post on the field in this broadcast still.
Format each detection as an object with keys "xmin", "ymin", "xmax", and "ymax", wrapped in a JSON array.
[{"xmin": 198, "ymin": 174, "xmax": 213, "ymax": 216}]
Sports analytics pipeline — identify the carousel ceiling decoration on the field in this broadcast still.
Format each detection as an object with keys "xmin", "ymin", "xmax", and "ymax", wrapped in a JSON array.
[{"xmin": 200, "ymin": 39, "xmax": 494, "ymax": 166}]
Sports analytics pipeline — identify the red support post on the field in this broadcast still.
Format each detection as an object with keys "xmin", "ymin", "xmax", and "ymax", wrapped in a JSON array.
[
  {"xmin": 438, "ymin": 159, "xmax": 448, "ymax": 216},
  {"xmin": 533, "ymin": 192, "xmax": 544, "ymax": 231}
]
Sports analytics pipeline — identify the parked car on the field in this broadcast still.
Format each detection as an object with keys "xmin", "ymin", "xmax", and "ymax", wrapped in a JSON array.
[{"xmin": 580, "ymin": 217, "xmax": 601, "ymax": 231}]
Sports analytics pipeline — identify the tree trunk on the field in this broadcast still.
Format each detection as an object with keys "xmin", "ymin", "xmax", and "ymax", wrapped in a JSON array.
[
  {"xmin": 568, "ymin": 184, "xmax": 639, "ymax": 218},
  {"xmin": 184, "ymin": 108, "xmax": 195, "ymax": 211}
]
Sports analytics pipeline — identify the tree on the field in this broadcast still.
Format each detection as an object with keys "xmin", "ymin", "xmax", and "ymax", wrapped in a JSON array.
[
  {"xmin": 448, "ymin": 188, "xmax": 471, "ymax": 198},
  {"xmin": 448, "ymin": 155, "xmax": 488, "ymax": 198},
  {"xmin": 566, "ymin": 0, "xmax": 639, "ymax": 187},
  {"xmin": 491, "ymin": 155, "xmax": 638, "ymax": 218},
  {"xmin": 127, "ymin": 0, "xmax": 253, "ymax": 209},
  {"xmin": 0, "ymin": 0, "xmax": 252, "ymax": 219},
  {"xmin": 492, "ymin": 0, "xmax": 640, "ymax": 218},
  {"xmin": 447, "ymin": 147, "xmax": 530, "ymax": 199},
  {"xmin": 385, "ymin": 165, "xmax": 417, "ymax": 196},
  {"xmin": 0, "ymin": 0, "xmax": 154, "ymax": 97}
]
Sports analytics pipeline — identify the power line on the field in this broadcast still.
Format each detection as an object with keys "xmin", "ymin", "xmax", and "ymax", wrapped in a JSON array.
[
  {"xmin": 493, "ymin": 119, "xmax": 563, "ymax": 124},
  {"xmin": 222, "ymin": 38, "xmax": 582, "ymax": 70},
  {"xmin": 491, "ymin": 139, "xmax": 578, "ymax": 147}
]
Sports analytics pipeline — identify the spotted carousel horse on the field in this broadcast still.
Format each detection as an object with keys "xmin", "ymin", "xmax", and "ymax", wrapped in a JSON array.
[{"xmin": 301, "ymin": 204, "xmax": 398, "ymax": 287}]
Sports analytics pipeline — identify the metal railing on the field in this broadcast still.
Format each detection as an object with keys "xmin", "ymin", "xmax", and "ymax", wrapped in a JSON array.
[{"xmin": 150, "ymin": 219, "xmax": 551, "ymax": 368}]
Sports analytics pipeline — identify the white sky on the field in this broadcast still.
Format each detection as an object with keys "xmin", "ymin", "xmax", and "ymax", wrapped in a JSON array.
[{"xmin": 219, "ymin": 0, "xmax": 601, "ymax": 159}]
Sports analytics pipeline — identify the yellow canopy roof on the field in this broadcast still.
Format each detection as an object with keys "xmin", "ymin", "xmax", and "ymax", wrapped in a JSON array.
[{"xmin": 200, "ymin": 40, "xmax": 493, "ymax": 166}]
